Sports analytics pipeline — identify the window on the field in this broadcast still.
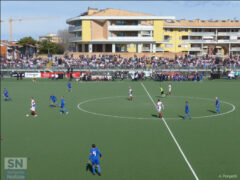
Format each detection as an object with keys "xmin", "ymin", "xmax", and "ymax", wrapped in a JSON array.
[
  {"xmin": 185, "ymin": 29, "xmax": 188, "ymax": 32},
  {"xmin": 116, "ymin": 20, "xmax": 126, "ymax": 25},
  {"xmin": 178, "ymin": 29, "xmax": 182, "ymax": 32}
]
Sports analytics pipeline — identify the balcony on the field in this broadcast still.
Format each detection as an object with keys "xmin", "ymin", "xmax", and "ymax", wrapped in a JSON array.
[
  {"xmin": 182, "ymin": 40, "xmax": 216, "ymax": 43},
  {"xmin": 189, "ymin": 47, "xmax": 201, "ymax": 51},
  {"xmin": 108, "ymin": 36, "xmax": 153, "ymax": 42},
  {"xmin": 142, "ymin": 47, "xmax": 150, "ymax": 51},
  {"xmin": 218, "ymin": 39, "xmax": 240, "ymax": 43},
  {"xmin": 218, "ymin": 32, "xmax": 240, "ymax": 36},
  {"xmin": 108, "ymin": 25, "xmax": 153, "ymax": 31},
  {"xmin": 231, "ymin": 47, "xmax": 240, "ymax": 51},
  {"xmin": 189, "ymin": 32, "xmax": 215, "ymax": 36},
  {"xmin": 156, "ymin": 47, "xmax": 164, "ymax": 51},
  {"xmin": 69, "ymin": 37, "xmax": 82, "ymax": 42},
  {"xmin": 68, "ymin": 26, "xmax": 82, "ymax": 32}
]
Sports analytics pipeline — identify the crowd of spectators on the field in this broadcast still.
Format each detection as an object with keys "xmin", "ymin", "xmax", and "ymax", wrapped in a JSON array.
[{"xmin": 1, "ymin": 54, "xmax": 240, "ymax": 70}]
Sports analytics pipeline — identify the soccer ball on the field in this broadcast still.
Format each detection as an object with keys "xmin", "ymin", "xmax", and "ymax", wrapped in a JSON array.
[{"xmin": 26, "ymin": 114, "xmax": 29, "ymax": 117}]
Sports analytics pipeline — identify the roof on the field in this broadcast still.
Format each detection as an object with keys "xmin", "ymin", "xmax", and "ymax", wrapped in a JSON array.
[
  {"xmin": 88, "ymin": 8, "xmax": 152, "ymax": 17},
  {"xmin": 163, "ymin": 19, "xmax": 240, "ymax": 28},
  {"xmin": 0, "ymin": 41, "xmax": 19, "ymax": 47}
]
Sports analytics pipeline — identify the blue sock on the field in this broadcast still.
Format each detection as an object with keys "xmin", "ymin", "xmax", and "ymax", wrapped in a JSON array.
[
  {"xmin": 92, "ymin": 166, "xmax": 95, "ymax": 175},
  {"xmin": 188, "ymin": 114, "xmax": 192, "ymax": 119},
  {"xmin": 97, "ymin": 166, "xmax": 101, "ymax": 174},
  {"xmin": 64, "ymin": 109, "xmax": 68, "ymax": 113},
  {"xmin": 184, "ymin": 115, "xmax": 187, "ymax": 119}
]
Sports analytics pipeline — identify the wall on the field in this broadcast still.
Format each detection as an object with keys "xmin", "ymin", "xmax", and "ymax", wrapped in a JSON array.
[
  {"xmin": 82, "ymin": 20, "xmax": 91, "ymax": 42},
  {"xmin": 153, "ymin": 20, "xmax": 164, "ymax": 42},
  {"xmin": 163, "ymin": 28, "xmax": 190, "ymax": 52},
  {"xmin": 127, "ymin": 44, "xmax": 136, "ymax": 53}
]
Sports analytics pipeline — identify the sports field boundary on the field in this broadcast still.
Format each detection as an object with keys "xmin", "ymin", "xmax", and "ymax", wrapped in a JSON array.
[{"xmin": 141, "ymin": 82, "xmax": 200, "ymax": 180}]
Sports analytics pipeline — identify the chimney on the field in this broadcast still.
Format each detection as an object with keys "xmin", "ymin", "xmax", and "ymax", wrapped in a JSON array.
[{"xmin": 88, "ymin": 8, "xmax": 99, "ymax": 15}]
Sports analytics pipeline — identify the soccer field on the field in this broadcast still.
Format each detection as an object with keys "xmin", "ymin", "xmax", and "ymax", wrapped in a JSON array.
[{"xmin": 1, "ymin": 79, "xmax": 240, "ymax": 180}]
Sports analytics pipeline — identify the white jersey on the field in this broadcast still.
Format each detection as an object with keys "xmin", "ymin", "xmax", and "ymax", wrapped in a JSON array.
[
  {"xmin": 168, "ymin": 85, "xmax": 172, "ymax": 92},
  {"xmin": 129, "ymin": 89, "xmax": 133, "ymax": 96},
  {"xmin": 157, "ymin": 101, "xmax": 163, "ymax": 112},
  {"xmin": 31, "ymin": 99, "xmax": 36, "ymax": 111}
]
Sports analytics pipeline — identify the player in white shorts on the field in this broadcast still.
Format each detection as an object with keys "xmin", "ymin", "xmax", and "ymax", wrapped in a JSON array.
[
  {"xmin": 30, "ymin": 97, "xmax": 37, "ymax": 117},
  {"xmin": 168, "ymin": 84, "xmax": 172, "ymax": 95},
  {"xmin": 129, "ymin": 87, "xmax": 133, "ymax": 101},
  {"xmin": 156, "ymin": 99, "xmax": 164, "ymax": 118}
]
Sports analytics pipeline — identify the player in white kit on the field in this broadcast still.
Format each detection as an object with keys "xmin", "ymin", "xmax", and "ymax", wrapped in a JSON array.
[
  {"xmin": 30, "ymin": 97, "xmax": 37, "ymax": 117},
  {"xmin": 156, "ymin": 99, "xmax": 164, "ymax": 118},
  {"xmin": 168, "ymin": 84, "xmax": 172, "ymax": 95},
  {"xmin": 129, "ymin": 87, "xmax": 133, "ymax": 101}
]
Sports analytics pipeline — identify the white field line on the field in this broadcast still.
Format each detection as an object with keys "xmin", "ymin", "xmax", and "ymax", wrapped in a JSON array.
[{"xmin": 141, "ymin": 83, "xmax": 199, "ymax": 180}]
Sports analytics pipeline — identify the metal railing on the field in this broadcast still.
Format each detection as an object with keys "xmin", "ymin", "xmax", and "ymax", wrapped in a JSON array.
[{"xmin": 68, "ymin": 26, "xmax": 82, "ymax": 32}]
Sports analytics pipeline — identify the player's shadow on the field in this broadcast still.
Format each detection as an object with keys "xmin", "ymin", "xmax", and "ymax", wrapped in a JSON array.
[
  {"xmin": 152, "ymin": 114, "xmax": 158, "ymax": 118},
  {"xmin": 178, "ymin": 115, "xmax": 184, "ymax": 119},
  {"xmin": 86, "ymin": 163, "xmax": 94, "ymax": 174},
  {"xmin": 208, "ymin": 110, "xmax": 216, "ymax": 114}
]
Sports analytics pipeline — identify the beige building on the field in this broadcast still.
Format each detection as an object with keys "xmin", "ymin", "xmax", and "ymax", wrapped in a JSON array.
[
  {"xmin": 39, "ymin": 33, "xmax": 62, "ymax": 44},
  {"xmin": 66, "ymin": 8, "xmax": 240, "ymax": 55}
]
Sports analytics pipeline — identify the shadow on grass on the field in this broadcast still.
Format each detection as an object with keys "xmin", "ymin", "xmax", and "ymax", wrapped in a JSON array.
[
  {"xmin": 86, "ymin": 163, "xmax": 93, "ymax": 174},
  {"xmin": 152, "ymin": 114, "xmax": 158, "ymax": 118},
  {"xmin": 208, "ymin": 110, "xmax": 216, "ymax": 114},
  {"xmin": 178, "ymin": 115, "xmax": 184, "ymax": 119}
]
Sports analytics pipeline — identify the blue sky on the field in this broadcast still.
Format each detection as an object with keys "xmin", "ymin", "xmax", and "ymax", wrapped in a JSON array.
[{"xmin": 1, "ymin": 1, "xmax": 240, "ymax": 41}]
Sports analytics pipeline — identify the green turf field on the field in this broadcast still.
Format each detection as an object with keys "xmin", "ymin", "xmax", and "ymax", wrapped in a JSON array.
[{"xmin": 1, "ymin": 79, "xmax": 240, "ymax": 180}]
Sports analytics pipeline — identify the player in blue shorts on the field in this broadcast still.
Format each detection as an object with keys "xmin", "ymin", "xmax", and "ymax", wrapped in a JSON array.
[
  {"xmin": 2, "ymin": 88, "xmax": 10, "ymax": 101},
  {"xmin": 49, "ymin": 94, "xmax": 59, "ymax": 107},
  {"xmin": 67, "ymin": 81, "xmax": 72, "ymax": 92},
  {"xmin": 60, "ymin": 96, "xmax": 68, "ymax": 114},
  {"xmin": 184, "ymin": 101, "xmax": 192, "ymax": 120},
  {"xmin": 88, "ymin": 144, "xmax": 102, "ymax": 176},
  {"xmin": 216, "ymin": 97, "xmax": 220, "ymax": 114}
]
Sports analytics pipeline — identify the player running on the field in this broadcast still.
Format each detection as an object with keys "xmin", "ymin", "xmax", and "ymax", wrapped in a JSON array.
[
  {"xmin": 49, "ymin": 94, "xmax": 59, "ymax": 107},
  {"xmin": 156, "ymin": 99, "xmax": 164, "ymax": 118},
  {"xmin": 2, "ymin": 88, "xmax": 10, "ymax": 101},
  {"xmin": 216, "ymin": 97, "xmax": 220, "ymax": 114},
  {"xmin": 88, "ymin": 144, "xmax": 102, "ymax": 176},
  {"xmin": 60, "ymin": 96, "xmax": 68, "ymax": 114},
  {"xmin": 67, "ymin": 81, "xmax": 72, "ymax": 92},
  {"xmin": 168, "ymin": 84, "xmax": 172, "ymax": 95},
  {"xmin": 129, "ymin": 87, "xmax": 133, "ymax": 101},
  {"xmin": 184, "ymin": 101, "xmax": 192, "ymax": 120},
  {"xmin": 159, "ymin": 86, "xmax": 165, "ymax": 97},
  {"xmin": 30, "ymin": 97, "xmax": 37, "ymax": 117}
]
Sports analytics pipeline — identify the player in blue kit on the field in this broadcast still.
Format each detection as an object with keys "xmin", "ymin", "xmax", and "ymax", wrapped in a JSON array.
[
  {"xmin": 184, "ymin": 101, "xmax": 192, "ymax": 120},
  {"xmin": 67, "ymin": 81, "xmax": 72, "ymax": 92},
  {"xmin": 216, "ymin": 97, "xmax": 220, "ymax": 114},
  {"xmin": 2, "ymin": 88, "xmax": 10, "ymax": 101},
  {"xmin": 88, "ymin": 144, "xmax": 102, "ymax": 176},
  {"xmin": 49, "ymin": 94, "xmax": 59, "ymax": 107},
  {"xmin": 60, "ymin": 96, "xmax": 68, "ymax": 114}
]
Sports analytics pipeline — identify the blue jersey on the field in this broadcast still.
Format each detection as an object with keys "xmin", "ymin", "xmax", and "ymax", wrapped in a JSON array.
[
  {"xmin": 216, "ymin": 99, "xmax": 220, "ymax": 108},
  {"xmin": 89, "ymin": 148, "xmax": 102, "ymax": 161},
  {"xmin": 3, "ymin": 90, "xmax": 8, "ymax": 97},
  {"xmin": 68, "ymin": 82, "xmax": 71, "ymax": 88},
  {"xmin": 50, "ymin": 95, "xmax": 57, "ymax": 102},
  {"xmin": 185, "ymin": 104, "xmax": 190, "ymax": 113},
  {"xmin": 61, "ymin": 99, "xmax": 65, "ymax": 108}
]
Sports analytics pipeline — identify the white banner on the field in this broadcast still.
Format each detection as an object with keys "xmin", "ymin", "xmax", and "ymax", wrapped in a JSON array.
[{"xmin": 25, "ymin": 72, "xmax": 41, "ymax": 78}]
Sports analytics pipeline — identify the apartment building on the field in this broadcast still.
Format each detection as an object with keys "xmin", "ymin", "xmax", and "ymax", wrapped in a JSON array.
[
  {"xmin": 39, "ymin": 34, "xmax": 62, "ymax": 44},
  {"xmin": 66, "ymin": 8, "xmax": 240, "ymax": 55}
]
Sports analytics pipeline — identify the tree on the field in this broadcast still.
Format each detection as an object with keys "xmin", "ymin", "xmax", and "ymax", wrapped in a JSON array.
[
  {"xmin": 57, "ymin": 28, "xmax": 74, "ymax": 51},
  {"xmin": 39, "ymin": 40, "xmax": 64, "ymax": 54},
  {"xmin": 18, "ymin": 37, "xmax": 37, "ymax": 46}
]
